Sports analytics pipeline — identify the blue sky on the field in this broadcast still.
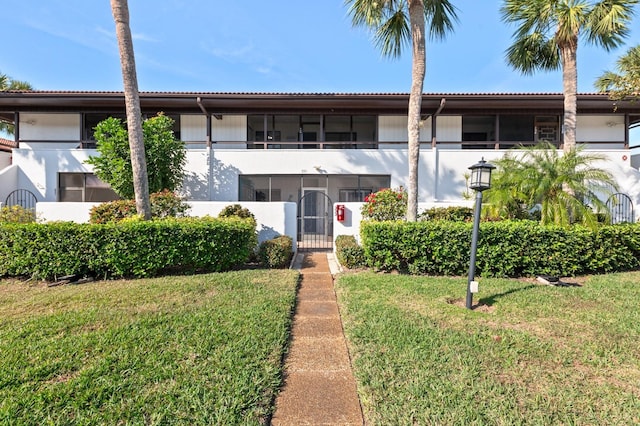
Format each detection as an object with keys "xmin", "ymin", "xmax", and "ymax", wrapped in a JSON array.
[{"xmin": 1, "ymin": 0, "xmax": 639, "ymax": 93}]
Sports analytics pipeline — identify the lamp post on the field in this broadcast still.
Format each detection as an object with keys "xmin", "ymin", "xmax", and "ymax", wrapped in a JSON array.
[{"xmin": 466, "ymin": 158, "xmax": 495, "ymax": 309}]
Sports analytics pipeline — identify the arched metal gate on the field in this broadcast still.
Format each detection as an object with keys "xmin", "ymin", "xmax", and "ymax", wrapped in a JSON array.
[
  {"xmin": 5, "ymin": 189, "xmax": 38, "ymax": 210},
  {"xmin": 297, "ymin": 190, "xmax": 333, "ymax": 251},
  {"xmin": 606, "ymin": 192, "xmax": 634, "ymax": 224}
]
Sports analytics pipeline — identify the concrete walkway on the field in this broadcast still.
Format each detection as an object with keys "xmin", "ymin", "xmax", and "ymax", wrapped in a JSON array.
[{"xmin": 271, "ymin": 252, "xmax": 364, "ymax": 426}]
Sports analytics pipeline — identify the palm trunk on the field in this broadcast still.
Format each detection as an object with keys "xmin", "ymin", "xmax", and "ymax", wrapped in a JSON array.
[
  {"xmin": 561, "ymin": 41, "xmax": 578, "ymax": 153},
  {"xmin": 111, "ymin": 0, "xmax": 151, "ymax": 219},
  {"xmin": 407, "ymin": 0, "xmax": 426, "ymax": 222},
  {"xmin": 560, "ymin": 40, "xmax": 578, "ymax": 201}
]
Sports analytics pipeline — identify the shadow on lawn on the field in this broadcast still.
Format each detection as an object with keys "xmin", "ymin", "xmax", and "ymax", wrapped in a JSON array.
[{"xmin": 478, "ymin": 284, "xmax": 538, "ymax": 307}]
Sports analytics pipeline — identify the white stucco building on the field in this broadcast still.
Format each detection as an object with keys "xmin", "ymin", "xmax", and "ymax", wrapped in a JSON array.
[{"xmin": 1, "ymin": 91, "xmax": 639, "ymax": 249}]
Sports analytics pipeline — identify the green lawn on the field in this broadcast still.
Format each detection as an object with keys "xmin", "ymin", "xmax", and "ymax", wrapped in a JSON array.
[
  {"xmin": 0, "ymin": 270, "xmax": 299, "ymax": 425},
  {"xmin": 335, "ymin": 271, "xmax": 640, "ymax": 425}
]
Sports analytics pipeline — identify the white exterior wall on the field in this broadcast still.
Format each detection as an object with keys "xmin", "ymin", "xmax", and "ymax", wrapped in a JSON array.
[
  {"xmin": 378, "ymin": 115, "xmax": 431, "ymax": 149},
  {"xmin": 0, "ymin": 152, "xmax": 10, "ymax": 170},
  {"xmin": 5, "ymin": 111, "xmax": 640, "ymax": 224},
  {"xmin": 19, "ymin": 113, "xmax": 80, "ymax": 142},
  {"xmin": 181, "ymin": 114, "xmax": 207, "ymax": 148},
  {"xmin": 332, "ymin": 200, "xmax": 475, "ymax": 246},
  {"xmin": 11, "ymin": 148, "xmax": 95, "ymax": 201},
  {"xmin": 181, "ymin": 150, "xmax": 211, "ymax": 200},
  {"xmin": 212, "ymin": 115, "xmax": 247, "ymax": 149},
  {"xmin": 36, "ymin": 201, "xmax": 296, "ymax": 244},
  {"xmin": 436, "ymin": 115, "xmax": 463, "ymax": 149},
  {"xmin": 0, "ymin": 164, "xmax": 19, "ymax": 205},
  {"xmin": 577, "ymin": 115, "xmax": 626, "ymax": 149},
  {"xmin": 10, "ymin": 146, "xmax": 640, "ymax": 208}
]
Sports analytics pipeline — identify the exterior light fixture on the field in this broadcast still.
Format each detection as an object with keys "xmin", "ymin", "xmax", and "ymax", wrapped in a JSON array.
[{"xmin": 466, "ymin": 158, "xmax": 495, "ymax": 309}]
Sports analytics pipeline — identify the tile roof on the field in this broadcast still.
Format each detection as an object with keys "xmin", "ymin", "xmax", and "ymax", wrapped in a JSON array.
[{"xmin": 0, "ymin": 137, "xmax": 17, "ymax": 152}]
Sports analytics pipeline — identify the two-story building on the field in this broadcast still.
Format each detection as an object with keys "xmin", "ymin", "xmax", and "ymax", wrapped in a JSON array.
[{"xmin": 1, "ymin": 91, "xmax": 639, "ymax": 248}]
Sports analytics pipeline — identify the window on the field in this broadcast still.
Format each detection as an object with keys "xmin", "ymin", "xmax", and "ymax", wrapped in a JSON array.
[
  {"xmin": 535, "ymin": 116, "xmax": 560, "ymax": 143},
  {"xmin": 58, "ymin": 173, "xmax": 119, "ymax": 202},
  {"xmin": 247, "ymin": 114, "xmax": 376, "ymax": 149},
  {"xmin": 499, "ymin": 115, "xmax": 535, "ymax": 144},
  {"xmin": 239, "ymin": 175, "xmax": 389, "ymax": 203},
  {"xmin": 462, "ymin": 116, "xmax": 495, "ymax": 149},
  {"xmin": 339, "ymin": 189, "xmax": 372, "ymax": 202}
]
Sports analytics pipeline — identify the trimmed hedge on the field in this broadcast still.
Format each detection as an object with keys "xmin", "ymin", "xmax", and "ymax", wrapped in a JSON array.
[
  {"xmin": 361, "ymin": 220, "xmax": 640, "ymax": 277},
  {"xmin": 0, "ymin": 217, "xmax": 256, "ymax": 280},
  {"xmin": 335, "ymin": 235, "xmax": 366, "ymax": 269},
  {"xmin": 258, "ymin": 235, "xmax": 293, "ymax": 269},
  {"xmin": 419, "ymin": 206, "xmax": 473, "ymax": 222}
]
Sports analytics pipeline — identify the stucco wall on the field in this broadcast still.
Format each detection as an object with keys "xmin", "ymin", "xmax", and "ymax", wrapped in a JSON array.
[
  {"xmin": 9, "ymin": 147, "xmax": 640, "ymax": 208},
  {"xmin": 36, "ymin": 201, "xmax": 297, "ymax": 244}
]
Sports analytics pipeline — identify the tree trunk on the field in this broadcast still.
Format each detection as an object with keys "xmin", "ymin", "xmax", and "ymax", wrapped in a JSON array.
[
  {"xmin": 560, "ymin": 40, "xmax": 578, "ymax": 153},
  {"xmin": 406, "ymin": 0, "xmax": 426, "ymax": 222},
  {"xmin": 110, "ymin": 0, "xmax": 151, "ymax": 219}
]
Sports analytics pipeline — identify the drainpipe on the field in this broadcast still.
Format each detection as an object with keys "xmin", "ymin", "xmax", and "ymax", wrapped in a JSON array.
[
  {"xmin": 14, "ymin": 112, "xmax": 19, "ymax": 148},
  {"xmin": 196, "ymin": 97, "xmax": 212, "ymax": 148},
  {"xmin": 431, "ymin": 97, "xmax": 446, "ymax": 148},
  {"xmin": 196, "ymin": 97, "xmax": 214, "ymax": 201},
  {"xmin": 430, "ymin": 98, "xmax": 446, "ymax": 203}
]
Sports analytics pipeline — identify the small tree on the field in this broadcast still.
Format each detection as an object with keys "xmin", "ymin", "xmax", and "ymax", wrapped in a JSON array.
[
  {"xmin": 484, "ymin": 142, "xmax": 618, "ymax": 228},
  {"xmin": 86, "ymin": 113, "xmax": 186, "ymax": 199}
]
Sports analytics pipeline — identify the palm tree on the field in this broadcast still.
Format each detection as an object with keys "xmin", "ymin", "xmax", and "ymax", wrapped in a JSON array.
[
  {"xmin": 595, "ymin": 44, "xmax": 640, "ymax": 101},
  {"xmin": 484, "ymin": 142, "xmax": 618, "ymax": 228},
  {"xmin": 110, "ymin": 0, "xmax": 151, "ymax": 219},
  {"xmin": 501, "ymin": 0, "xmax": 637, "ymax": 152},
  {"xmin": 346, "ymin": 0, "xmax": 458, "ymax": 221},
  {"xmin": 0, "ymin": 73, "xmax": 33, "ymax": 135}
]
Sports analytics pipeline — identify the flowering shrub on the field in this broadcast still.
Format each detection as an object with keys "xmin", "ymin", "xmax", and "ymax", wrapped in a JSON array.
[
  {"xmin": 361, "ymin": 187, "xmax": 407, "ymax": 221},
  {"xmin": 0, "ymin": 205, "xmax": 36, "ymax": 223}
]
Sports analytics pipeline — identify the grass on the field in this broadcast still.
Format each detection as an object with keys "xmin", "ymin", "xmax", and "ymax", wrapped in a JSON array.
[
  {"xmin": 0, "ymin": 269, "xmax": 299, "ymax": 425},
  {"xmin": 335, "ymin": 271, "xmax": 640, "ymax": 425}
]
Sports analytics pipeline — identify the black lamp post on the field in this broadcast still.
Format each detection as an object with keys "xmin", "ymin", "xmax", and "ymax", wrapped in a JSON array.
[{"xmin": 466, "ymin": 158, "xmax": 495, "ymax": 309}]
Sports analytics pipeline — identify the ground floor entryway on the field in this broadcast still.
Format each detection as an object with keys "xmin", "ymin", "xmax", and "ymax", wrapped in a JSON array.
[{"xmin": 239, "ymin": 174, "xmax": 390, "ymax": 251}]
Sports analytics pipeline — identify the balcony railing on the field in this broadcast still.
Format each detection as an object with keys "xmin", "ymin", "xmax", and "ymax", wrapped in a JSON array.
[{"xmin": 16, "ymin": 139, "xmax": 630, "ymax": 150}]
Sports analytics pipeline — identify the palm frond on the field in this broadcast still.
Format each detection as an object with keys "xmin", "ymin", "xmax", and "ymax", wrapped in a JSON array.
[
  {"xmin": 505, "ymin": 33, "xmax": 560, "ymax": 74},
  {"xmin": 587, "ymin": 0, "xmax": 637, "ymax": 50},
  {"xmin": 346, "ymin": 0, "xmax": 386, "ymax": 27},
  {"xmin": 484, "ymin": 142, "xmax": 617, "ymax": 228},
  {"xmin": 374, "ymin": 8, "xmax": 411, "ymax": 58},
  {"xmin": 424, "ymin": 0, "xmax": 459, "ymax": 40}
]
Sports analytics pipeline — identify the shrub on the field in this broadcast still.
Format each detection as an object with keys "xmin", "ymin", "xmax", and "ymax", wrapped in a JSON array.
[
  {"xmin": 89, "ymin": 191, "xmax": 189, "ymax": 223},
  {"xmin": 0, "ymin": 205, "xmax": 36, "ymax": 223},
  {"xmin": 89, "ymin": 199, "xmax": 137, "ymax": 224},
  {"xmin": 335, "ymin": 235, "xmax": 366, "ymax": 269},
  {"xmin": 258, "ymin": 235, "xmax": 293, "ymax": 269},
  {"xmin": 150, "ymin": 190, "xmax": 190, "ymax": 219},
  {"xmin": 361, "ymin": 187, "xmax": 407, "ymax": 221},
  {"xmin": 419, "ymin": 206, "xmax": 474, "ymax": 222},
  {"xmin": 0, "ymin": 217, "xmax": 256, "ymax": 280},
  {"xmin": 218, "ymin": 205, "xmax": 258, "ymax": 251},
  {"xmin": 360, "ymin": 220, "xmax": 640, "ymax": 277},
  {"xmin": 219, "ymin": 204, "xmax": 256, "ymax": 221}
]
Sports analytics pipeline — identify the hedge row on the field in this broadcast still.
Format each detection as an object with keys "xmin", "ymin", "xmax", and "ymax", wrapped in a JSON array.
[
  {"xmin": 361, "ymin": 220, "xmax": 640, "ymax": 277},
  {"xmin": 335, "ymin": 235, "xmax": 366, "ymax": 269},
  {"xmin": 0, "ymin": 217, "xmax": 256, "ymax": 280}
]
